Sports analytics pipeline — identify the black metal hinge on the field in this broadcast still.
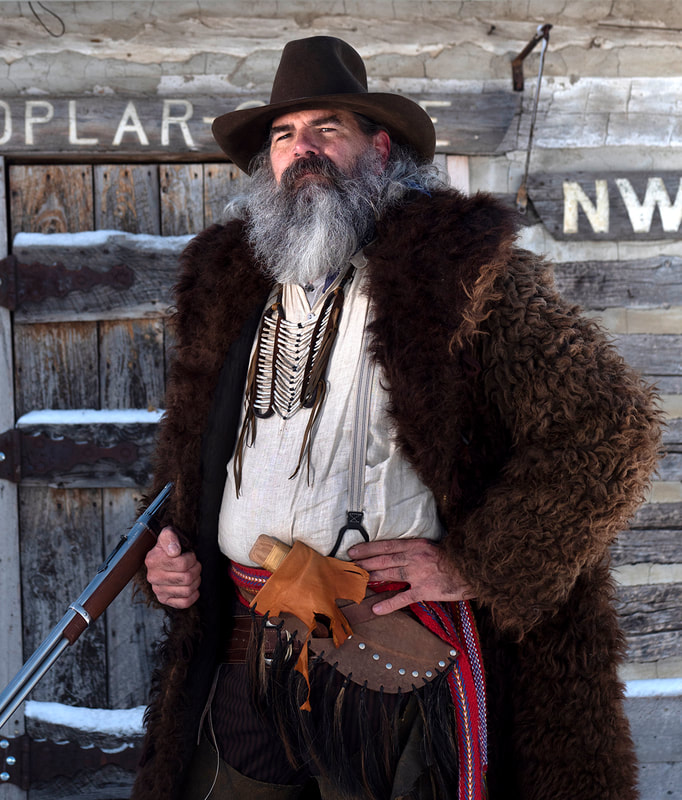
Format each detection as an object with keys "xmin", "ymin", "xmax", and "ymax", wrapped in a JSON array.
[
  {"xmin": 0, "ymin": 734, "xmax": 140, "ymax": 789},
  {"xmin": 0, "ymin": 734, "xmax": 27, "ymax": 789},
  {"xmin": 0, "ymin": 429, "xmax": 139, "ymax": 483},
  {"xmin": 0, "ymin": 429, "xmax": 20, "ymax": 482},
  {"xmin": 0, "ymin": 255, "xmax": 134, "ymax": 310}
]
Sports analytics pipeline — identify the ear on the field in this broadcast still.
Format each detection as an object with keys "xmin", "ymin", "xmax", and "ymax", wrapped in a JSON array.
[{"xmin": 372, "ymin": 130, "xmax": 391, "ymax": 168}]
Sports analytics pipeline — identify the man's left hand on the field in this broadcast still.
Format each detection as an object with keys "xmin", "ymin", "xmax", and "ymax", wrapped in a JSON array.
[{"xmin": 348, "ymin": 538, "xmax": 475, "ymax": 615}]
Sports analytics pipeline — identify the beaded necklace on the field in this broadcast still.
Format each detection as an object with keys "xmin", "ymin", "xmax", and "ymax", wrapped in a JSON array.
[{"xmin": 233, "ymin": 265, "xmax": 355, "ymax": 494}]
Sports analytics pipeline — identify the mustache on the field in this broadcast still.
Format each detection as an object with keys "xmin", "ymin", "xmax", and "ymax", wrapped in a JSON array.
[{"xmin": 280, "ymin": 155, "xmax": 344, "ymax": 190}]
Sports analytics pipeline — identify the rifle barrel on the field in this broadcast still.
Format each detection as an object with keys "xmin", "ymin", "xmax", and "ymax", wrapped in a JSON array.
[
  {"xmin": 0, "ymin": 482, "xmax": 173, "ymax": 730},
  {"xmin": 0, "ymin": 619, "xmax": 71, "ymax": 729}
]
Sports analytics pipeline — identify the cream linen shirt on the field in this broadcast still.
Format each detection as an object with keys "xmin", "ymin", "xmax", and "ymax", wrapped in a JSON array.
[{"xmin": 218, "ymin": 252, "xmax": 442, "ymax": 565}]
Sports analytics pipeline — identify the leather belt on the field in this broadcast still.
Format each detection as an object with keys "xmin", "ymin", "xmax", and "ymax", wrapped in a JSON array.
[
  {"xmin": 218, "ymin": 596, "xmax": 374, "ymax": 665},
  {"xmin": 220, "ymin": 616, "xmax": 291, "ymax": 664},
  {"xmin": 220, "ymin": 592, "xmax": 456, "ymax": 694}
]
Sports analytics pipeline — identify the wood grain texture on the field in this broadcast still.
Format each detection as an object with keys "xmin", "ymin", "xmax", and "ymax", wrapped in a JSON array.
[
  {"xmin": 8, "ymin": 165, "xmax": 94, "ymax": 238},
  {"xmin": 11, "ymin": 232, "xmax": 182, "ymax": 323},
  {"xmin": 617, "ymin": 583, "xmax": 682, "ymax": 662},
  {"xmin": 14, "ymin": 423, "xmax": 158, "ymax": 488},
  {"xmin": 203, "ymin": 162, "xmax": 249, "ymax": 226},
  {"xmin": 624, "ymin": 630, "xmax": 681, "ymax": 663},
  {"xmin": 612, "ymin": 530, "xmax": 682, "ymax": 566},
  {"xmin": 99, "ymin": 318, "xmax": 166, "ymax": 410},
  {"xmin": 13, "ymin": 321, "xmax": 99, "ymax": 416},
  {"xmin": 0, "ymin": 92, "xmax": 520, "ymax": 159},
  {"xmin": 528, "ymin": 172, "xmax": 682, "ymax": 240},
  {"xmin": 657, "ymin": 452, "xmax": 682, "ymax": 482},
  {"xmin": 94, "ymin": 164, "xmax": 161, "ymax": 233},
  {"xmin": 633, "ymin": 502, "xmax": 682, "ymax": 528},
  {"xmin": 0, "ymin": 155, "xmax": 26, "ymax": 755},
  {"xmin": 553, "ymin": 256, "xmax": 682, "ymax": 309},
  {"xmin": 19, "ymin": 487, "xmax": 107, "ymax": 706},
  {"xmin": 26, "ymin": 763, "xmax": 135, "ymax": 800},
  {"xmin": 611, "ymin": 333, "xmax": 682, "ymax": 395},
  {"xmin": 662, "ymin": 418, "xmax": 682, "ymax": 445},
  {"xmin": 160, "ymin": 163, "xmax": 204, "ymax": 235},
  {"xmin": 103, "ymin": 488, "xmax": 164, "ymax": 708},
  {"xmin": 656, "ymin": 417, "xmax": 680, "ymax": 483}
]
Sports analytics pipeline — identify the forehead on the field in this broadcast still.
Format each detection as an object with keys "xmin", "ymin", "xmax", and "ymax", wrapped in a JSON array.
[{"xmin": 270, "ymin": 107, "xmax": 362, "ymax": 131}]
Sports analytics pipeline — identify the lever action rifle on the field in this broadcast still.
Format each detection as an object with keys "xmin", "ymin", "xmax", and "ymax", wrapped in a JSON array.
[{"xmin": 0, "ymin": 482, "xmax": 173, "ymax": 730}]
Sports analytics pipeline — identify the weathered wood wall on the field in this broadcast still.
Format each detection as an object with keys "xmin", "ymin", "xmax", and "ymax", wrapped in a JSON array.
[
  {"xmin": 0, "ymin": 162, "xmax": 246, "ymax": 796},
  {"xmin": 0, "ymin": 156, "xmax": 25, "ymax": 800},
  {"xmin": 6, "ymin": 160, "xmax": 249, "ymax": 699}
]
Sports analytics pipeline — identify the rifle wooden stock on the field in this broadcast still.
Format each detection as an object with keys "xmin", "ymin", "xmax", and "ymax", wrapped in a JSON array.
[{"xmin": 0, "ymin": 482, "xmax": 173, "ymax": 730}]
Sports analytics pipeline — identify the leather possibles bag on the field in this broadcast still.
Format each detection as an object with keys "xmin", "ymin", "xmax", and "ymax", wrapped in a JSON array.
[{"xmin": 278, "ymin": 592, "xmax": 457, "ymax": 693}]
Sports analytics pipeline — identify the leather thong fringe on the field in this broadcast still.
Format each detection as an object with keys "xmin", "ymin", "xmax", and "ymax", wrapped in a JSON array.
[
  {"xmin": 231, "ymin": 561, "xmax": 487, "ymax": 800},
  {"xmin": 246, "ymin": 608, "xmax": 461, "ymax": 800}
]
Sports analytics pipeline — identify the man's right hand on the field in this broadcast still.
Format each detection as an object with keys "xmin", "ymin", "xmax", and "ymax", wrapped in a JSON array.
[{"xmin": 145, "ymin": 526, "xmax": 202, "ymax": 608}]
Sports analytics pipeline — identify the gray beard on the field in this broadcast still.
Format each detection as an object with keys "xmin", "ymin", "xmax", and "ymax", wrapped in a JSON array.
[{"xmin": 243, "ymin": 150, "xmax": 383, "ymax": 285}]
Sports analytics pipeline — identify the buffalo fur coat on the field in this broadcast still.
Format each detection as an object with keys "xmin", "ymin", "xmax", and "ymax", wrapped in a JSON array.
[{"xmin": 132, "ymin": 188, "xmax": 661, "ymax": 800}]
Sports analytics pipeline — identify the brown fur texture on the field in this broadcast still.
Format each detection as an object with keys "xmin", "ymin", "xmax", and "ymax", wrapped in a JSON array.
[{"xmin": 132, "ymin": 189, "xmax": 661, "ymax": 800}]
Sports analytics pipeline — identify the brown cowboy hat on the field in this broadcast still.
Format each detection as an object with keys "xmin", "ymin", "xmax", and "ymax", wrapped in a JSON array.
[{"xmin": 212, "ymin": 36, "xmax": 436, "ymax": 174}]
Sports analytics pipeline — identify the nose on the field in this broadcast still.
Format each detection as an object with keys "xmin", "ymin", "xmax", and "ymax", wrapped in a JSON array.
[{"xmin": 292, "ymin": 129, "xmax": 320, "ymax": 158}]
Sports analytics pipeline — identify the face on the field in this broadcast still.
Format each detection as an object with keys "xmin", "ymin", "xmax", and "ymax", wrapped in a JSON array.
[{"xmin": 268, "ymin": 108, "xmax": 390, "ymax": 185}]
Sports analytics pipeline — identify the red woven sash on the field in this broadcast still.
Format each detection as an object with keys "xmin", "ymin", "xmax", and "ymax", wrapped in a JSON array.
[{"xmin": 228, "ymin": 561, "xmax": 487, "ymax": 800}]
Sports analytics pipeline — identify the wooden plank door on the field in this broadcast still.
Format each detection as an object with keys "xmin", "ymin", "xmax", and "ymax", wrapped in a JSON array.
[
  {"xmin": 2, "ymin": 160, "xmax": 248, "ymax": 795},
  {"xmin": 8, "ymin": 164, "xmax": 158, "ymax": 717}
]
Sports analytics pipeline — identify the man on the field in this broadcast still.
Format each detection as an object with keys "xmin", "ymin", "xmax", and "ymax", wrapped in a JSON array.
[{"xmin": 133, "ymin": 36, "xmax": 661, "ymax": 800}]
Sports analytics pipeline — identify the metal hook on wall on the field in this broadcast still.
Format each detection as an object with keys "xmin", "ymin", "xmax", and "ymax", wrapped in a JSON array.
[
  {"xmin": 512, "ymin": 24, "xmax": 552, "ymax": 92},
  {"xmin": 512, "ymin": 24, "xmax": 552, "ymax": 213}
]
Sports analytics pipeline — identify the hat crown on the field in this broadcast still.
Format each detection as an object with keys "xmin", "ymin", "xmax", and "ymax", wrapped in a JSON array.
[
  {"xmin": 270, "ymin": 37, "xmax": 369, "ymax": 105},
  {"xmin": 211, "ymin": 36, "xmax": 435, "ymax": 174}
]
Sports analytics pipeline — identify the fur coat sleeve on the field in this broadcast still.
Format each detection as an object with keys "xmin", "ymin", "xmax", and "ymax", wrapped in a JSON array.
[
  {"xmin": 449, "ymin": 248, "xmax": 660, "ymax": 637},
  {"xmin": 365, "ymin": 190, "xmax": 662, "ymax": 640}
]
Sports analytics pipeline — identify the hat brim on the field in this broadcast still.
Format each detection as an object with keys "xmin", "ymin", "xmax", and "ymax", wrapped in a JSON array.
[{"xmin": 212, "ymin": 93, "xmax": 436, "ymax": 174}]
